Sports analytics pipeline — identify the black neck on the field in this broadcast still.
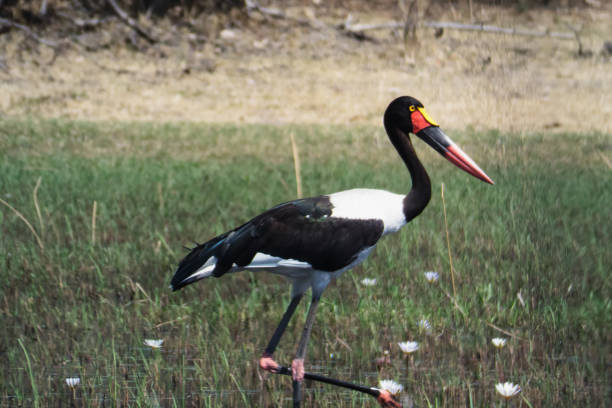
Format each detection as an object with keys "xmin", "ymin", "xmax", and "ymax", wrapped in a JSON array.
[{"xmin": 384, "ymin": 118, "xmax": 432, "ymax": 222}]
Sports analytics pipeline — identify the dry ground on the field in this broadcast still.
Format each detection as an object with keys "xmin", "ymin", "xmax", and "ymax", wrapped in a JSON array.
[{"xmin": 1, "ymin": 2, "xmax": 611, "ymax": 133}]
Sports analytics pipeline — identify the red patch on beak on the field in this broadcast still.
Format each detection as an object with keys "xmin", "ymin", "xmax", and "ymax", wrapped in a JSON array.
[{"xmin": 411, "ymin": 110, "xmax": 433, "ymax": 134}]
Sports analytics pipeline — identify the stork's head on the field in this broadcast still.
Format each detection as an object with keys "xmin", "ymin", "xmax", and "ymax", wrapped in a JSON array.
[{"xmin": 385, "ymin": 96, "xmax": 494, "ymax": 185}]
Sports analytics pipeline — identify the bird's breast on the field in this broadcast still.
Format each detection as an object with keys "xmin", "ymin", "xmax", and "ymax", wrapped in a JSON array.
[{"xmin": 328, "ymin": 188, "xmax": 407, "ymax": 235}]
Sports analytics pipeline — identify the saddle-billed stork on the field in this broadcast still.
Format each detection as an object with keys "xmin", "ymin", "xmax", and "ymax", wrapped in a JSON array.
[{"xmin": 171, "ymin": 96, "xmax": 493, "ymax": 407}]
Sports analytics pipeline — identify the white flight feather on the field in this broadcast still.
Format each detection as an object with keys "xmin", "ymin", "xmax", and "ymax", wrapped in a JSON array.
[
  {"xmin": 245, "ymin": 253, "xmax": 312, "ymax": 269},
  {"xmin": 183, "ymin": 256, "xmax": 217, "ymax": 283}
]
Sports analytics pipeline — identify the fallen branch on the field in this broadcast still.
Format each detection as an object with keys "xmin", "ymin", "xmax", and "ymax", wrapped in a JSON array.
[
  {"xmin": 245, "ymin": 0, "xmax": 284, "ymax": 19},
  {"xmin": 425, "ymin": 21, "xmax": 574, "ymax": 40},
  {"xmin": 345, "ymin": 19, "xmax": 574, "ymax": 40},
  {"xmin": 246, "ymin": 2, "xmax": 571, "ymax": 44},
  {"xmin": 105, "ymin": 0, "xmax": 156, "ymax": 44},
  {"xmin": 343, "ymin": 21, "xmax": 402, "ymax": 32},
  {"xmin": 245, "ymin": 0, "xmax": 314, "ymax": 27},
  {"xmin": 56, "ymin": 11, "xmax": 114, "ymax": 29},
  {"xmin": 246, "ymin": 0, "xmax": 376, "ymax": 42},
  {"xmin": 0, "ymin": 17, "xmax": 58, "ymax": 48}
]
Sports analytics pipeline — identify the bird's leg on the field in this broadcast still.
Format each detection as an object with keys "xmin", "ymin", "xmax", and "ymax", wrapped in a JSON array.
[
  {"xmin": 275, "ymin": 367, "xmax": 402, "ymax": 407},
  {"xmin": 260, "ymin": 294, "xmax": 401, "ymax": 407},
  {"xmin": 376, "ymin": 390, "xmax": 403, "ymax": 407},
  {"xmin": 259, "ymin": 294, "xmax": 303, "ymax": 373},
  {"xmin": 292, "ymin": 295, "xmax": 321, "ymax": 408}
]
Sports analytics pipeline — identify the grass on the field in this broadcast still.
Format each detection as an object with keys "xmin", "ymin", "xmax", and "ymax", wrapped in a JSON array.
[{"xmin": 0, "ymin": 117, "xmax": 610, "ymax": 407}]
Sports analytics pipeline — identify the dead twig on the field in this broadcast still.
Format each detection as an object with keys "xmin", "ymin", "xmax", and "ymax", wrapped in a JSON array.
[
  {"xmin": 0, "ymin": 17, "xmax": 58, "ymax": 48},
  {"xmin": 105, "ymin": 0, "xmax": 156, "ymax": 44},
  {"xmin": 125, "ymin": 275, "xmax": 153, "ymax": 303},
  {"xmin": 334, "ymin": 335, "xmax": 352, "ymax": 352}
]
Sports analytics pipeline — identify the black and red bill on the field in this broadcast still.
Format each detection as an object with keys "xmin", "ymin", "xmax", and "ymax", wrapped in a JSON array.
[
  {"xmin": 444, "ymin": 143, "xmax": 494, "ymax": 184},
  {"xmin": 415, "ymin": 124, "xmax": 494, "ymax": 185}
]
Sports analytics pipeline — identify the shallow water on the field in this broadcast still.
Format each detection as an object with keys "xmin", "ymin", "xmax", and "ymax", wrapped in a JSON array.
[{"xmin": 2, "ymin": 344, "xmax": 607, "ymax": 406}]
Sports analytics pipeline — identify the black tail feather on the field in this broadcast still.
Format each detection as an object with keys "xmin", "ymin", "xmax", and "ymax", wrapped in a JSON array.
[{"xmin": 171, "ymin": 201, "xmax": 298, "ymax": 292}]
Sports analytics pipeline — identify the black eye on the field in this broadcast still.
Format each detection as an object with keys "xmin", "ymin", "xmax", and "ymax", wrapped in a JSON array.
[{"xmin": 409, "ymin": 105, "xmax": 416, "ymax": 112}]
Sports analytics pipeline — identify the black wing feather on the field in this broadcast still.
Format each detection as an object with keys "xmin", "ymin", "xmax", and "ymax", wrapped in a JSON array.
[{"xmin": 171, "ymin": 195, "xmax": 384, "ymax": 290}]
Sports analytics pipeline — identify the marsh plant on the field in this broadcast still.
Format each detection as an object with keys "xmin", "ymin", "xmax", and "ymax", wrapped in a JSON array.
[{"xmin": 0, "ymin": 119, "xmax": 609, "ymax": 406}]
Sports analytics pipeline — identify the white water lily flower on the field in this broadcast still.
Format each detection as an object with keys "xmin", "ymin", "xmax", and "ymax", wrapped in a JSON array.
[
  {"xmin": 398, "ymin": 341, "xmax": 419, "ymax": 354},
  {"xmin": 378, "ymin": 379, "xmax": 403, "ymax": 395},
  {"xmin": 65, "ymin": 377, "xmax": 80, "ymax": 387},
  {"xmin": 491, "ymin": 337, "xmax": 507, "ymax": 349},
  {"xmin": 144, "ymin": 339, "xmax": 164, "ymax": 349},
  {"xmin": 417, "ymin": 318, "xmax": 432, "ymax": 334},
  {"xmin": 423, "ymin": 271, "xmax": 439, "ymax": 283},
  {"xmin": 495, "ymin": 382, "xmax": 521, "ymax": 398},
  {"xmin": 361, "ymin": 278, "xmax": 377, "ymax": 286}
]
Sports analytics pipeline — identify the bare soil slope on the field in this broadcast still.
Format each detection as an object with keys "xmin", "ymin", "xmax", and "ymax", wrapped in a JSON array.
[{"xmin": 1, "ymin": 2, "xmax": 611, "ymax": 133}]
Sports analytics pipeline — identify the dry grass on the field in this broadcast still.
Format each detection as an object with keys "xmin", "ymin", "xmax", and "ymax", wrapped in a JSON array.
[{"xmin": 0, "ymin": 4, "xmax": 611, "ymax": 134}]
